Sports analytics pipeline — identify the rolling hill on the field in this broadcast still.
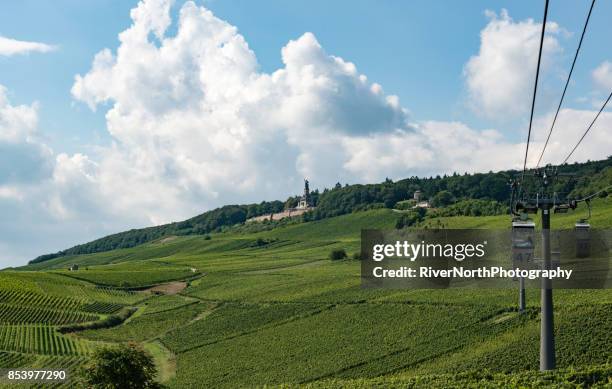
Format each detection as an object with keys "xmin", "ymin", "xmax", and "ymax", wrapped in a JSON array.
[
  {"xmin": 29, "ymin": 157, "xmax": 612, "ymax": 265},
  {"xmin": 2, "ymin": 194, "xmax": 611, "ymax": 387}
]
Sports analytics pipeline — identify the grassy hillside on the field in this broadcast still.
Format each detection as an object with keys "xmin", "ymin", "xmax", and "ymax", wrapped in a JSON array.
[
  {"xmin": 29, "ymin": 158, "xmax": 612, "ymax": 265},
  {"xmin": 2, "ymin": 200, "xmax": 611, "ymax": 387}
]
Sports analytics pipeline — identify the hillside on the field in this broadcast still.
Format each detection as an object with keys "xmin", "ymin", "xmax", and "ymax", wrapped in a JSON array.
[
  {"xmin": 2, "ymin": 199, "xmax": 610, "ymax": 387},
  {"xmin": 29, "ymin": 157, "xmax": 612, "ymax": 265}
]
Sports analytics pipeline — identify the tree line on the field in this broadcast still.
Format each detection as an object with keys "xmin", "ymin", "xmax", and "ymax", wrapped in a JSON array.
[{"xmin": 31, "ymin": 156, "xmax": 612, "ymax": 264}]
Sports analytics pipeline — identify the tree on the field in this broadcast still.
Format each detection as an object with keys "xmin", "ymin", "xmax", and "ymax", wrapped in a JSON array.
[
  {"xmin": 431, "ymin": 190, "xmax": 455, "ymax": 207},
  {"xmin": 395, "ymin": 209, "xmax": 425, "ymax": 229},
  {"xmin": 81, "ymin": 343, "xmax": 162, "ymax": 389},
  {"xmin": 284, "ymin": 197, "xmax": 298, "ymax": 209}
]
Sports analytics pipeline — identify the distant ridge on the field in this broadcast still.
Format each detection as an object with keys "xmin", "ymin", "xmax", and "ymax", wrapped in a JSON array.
[{"xmin": 31, "ymin": 157, "xmax": 612, "ymax": 264}]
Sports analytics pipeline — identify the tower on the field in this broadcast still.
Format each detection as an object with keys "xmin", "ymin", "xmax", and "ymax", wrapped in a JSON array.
[{"xmin": 297, "ymin": 179, "xmax": 311, "ymax": 209}]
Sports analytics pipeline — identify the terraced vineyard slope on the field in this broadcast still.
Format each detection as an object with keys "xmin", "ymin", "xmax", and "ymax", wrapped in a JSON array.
[{"xmin": 1, "ymin": 199, "xmax": 610, "ymax": 387}]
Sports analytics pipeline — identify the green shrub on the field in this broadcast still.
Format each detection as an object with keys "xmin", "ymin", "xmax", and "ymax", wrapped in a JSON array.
[
  {"xmin": 329, "ymin": 249, "xmax": 347, "ymax": 260},
  {"xmin": 59, "ymin": 307, "xmax": 137, "ymax": 333}
]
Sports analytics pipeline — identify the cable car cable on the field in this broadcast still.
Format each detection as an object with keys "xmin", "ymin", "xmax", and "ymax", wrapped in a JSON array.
[
  {"xmin": 575, "ymin": 183, "xmax": 612, "ymax": 202},
  {"xmin": 536, "ymin": 0, "xmax": 596, "ymax": 168},
  {"xmin": 520, "ymin": 0, "xmax": 550, "ymax": 195},
  {"xmin": 561, "ymin": 90, "xmax": 612, "ymax": 165}
]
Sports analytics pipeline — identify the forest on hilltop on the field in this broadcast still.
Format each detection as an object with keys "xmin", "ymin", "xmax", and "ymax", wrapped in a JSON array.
[{"xmin": 30, "ymin": 157, "xmax": 612, "ymax": 264}]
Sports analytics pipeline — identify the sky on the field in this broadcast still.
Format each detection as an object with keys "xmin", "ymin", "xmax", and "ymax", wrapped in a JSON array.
[{"xmin": 1, "ymin": 0, "xmax": 611, "ymax": 267}]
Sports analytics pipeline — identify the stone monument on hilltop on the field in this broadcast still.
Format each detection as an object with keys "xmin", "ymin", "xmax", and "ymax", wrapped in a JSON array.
[
  {"xmin": 297, "ymin": 179, "xmax": 311, "ymax": 209},
  {"xmin": 247, "ymin": 179, "xmax": 315, "ymax": 223}
]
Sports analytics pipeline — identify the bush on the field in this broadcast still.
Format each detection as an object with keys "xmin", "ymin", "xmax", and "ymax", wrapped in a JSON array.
[
  {"xmin": 352, "ymin": 252, "xmax": 362, "ymax": 260},
  {"xmin": 329, "ymin": 249, "xmax": 347, "ymax": 260},
  {"xmin": 252, "ymin": 238, "xmax": 276, "ymax": 247},
  {"xmin": 80, "ymin": 342, "xmax": 162, "ymax": 388},
  {"xmin": 59, "ymin": 307, "xmax": 137, "ymax": 333}
]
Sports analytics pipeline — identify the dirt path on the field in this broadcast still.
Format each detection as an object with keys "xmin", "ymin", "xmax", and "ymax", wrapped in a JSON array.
[
  {"xmin": 146, "ymin": 281, "xmax": 188, "ymax": 295},
  {"xmin": 144, "ymin": 340, "xmax": 176, "ymax": 383}
]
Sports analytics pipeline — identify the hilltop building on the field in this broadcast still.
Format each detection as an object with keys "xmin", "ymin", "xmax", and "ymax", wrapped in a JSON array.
[
  {"xmin": 297, "ymin": 179, "xmax": 312, "ymax": 209},
  {"xmin": 414, "ymin": 200, "xmax": 431, "ymax": 209},
  {"xmin": 413, "ymin": 190, "xmax": 422, "ymax": 201},
  {"xmin": 248, "ymin": 179, "xmax": 315, "ymax": 223},
  {"xmin": 412, "ymin": 190, "xmax": 430, "ymax": 208}
]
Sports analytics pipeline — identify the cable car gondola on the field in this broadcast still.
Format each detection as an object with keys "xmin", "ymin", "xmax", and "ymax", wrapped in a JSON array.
[
  {"xmin": 574, "ymin": 198, "xmax": 591, "ymax": 258},
  {"xmin": 512, "ymin": 219, "xmax": 536, "ymax": 266},
  {"xmin": 575, "ymin": 219, "xmax": 591, "ymax": 258}
]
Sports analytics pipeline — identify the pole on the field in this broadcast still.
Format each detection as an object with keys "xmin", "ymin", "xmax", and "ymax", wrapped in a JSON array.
[
  {"xmin": 519, "ymin": 276, "xmax": 525, "ymax": 312},
  {"xmin": 540, "ymin": 204, "xmax": 555, "ymax": 370}
]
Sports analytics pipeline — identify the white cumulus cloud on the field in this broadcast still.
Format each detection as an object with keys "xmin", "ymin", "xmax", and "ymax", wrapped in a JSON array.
[
  {"xmin": 529, "ymin": 108, "xmax": 612, "ymax": 165},
  {"xmin": 592, "ymin": 61, "xmax": 612, "ymax": 90},
  {"xmin": 0, "ymin": 86, "xmax": 53, "ymax": 185},
  {"xmin": 70, "ymin": 0, "xmax": 411, "ymax": 225},
  {"xmin": 464, "ymin": 9, "xmax": 562, "ymax": 119}
]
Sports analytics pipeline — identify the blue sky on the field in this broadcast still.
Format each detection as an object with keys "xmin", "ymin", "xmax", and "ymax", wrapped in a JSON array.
[
  {"xmin": 1, "ymin": 0, "xmax": 611, "ymax": 266},
  {"xmin": 2, "ymin": 0, "xmax": 610, "ymax": 151}
]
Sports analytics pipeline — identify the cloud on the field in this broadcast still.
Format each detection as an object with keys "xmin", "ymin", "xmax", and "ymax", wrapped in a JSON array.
[
  {"xmin": 0, "ymin": 85, "xmax": 102, "ymax": 266},
  {"xmin": 0, "ymin": 36, "xmax": 56, "ymax": 56},
  {"xmin": 464, "ymin": 9, "xmax": 562, "ymax": 119},
  {"xmin": 0, "ymin": 86, "xmax": 53, "ymax": 184},
  {"xmin": 0, "ymin": 85, "xmax": 138, "ymax": 267},
  {"xmin": 341, "ymin": 124, "xmax": 523, "ymax": 182},
  {"xmin": 592, "ymin": 61, "xmax": 612, "ymax": 90},
  {"xmin": 71, "ymin": 0, "xmax": 411, "ymax": 225},
  {"xmin": 0, "ymin": 85, "xmax": 39, "ymax": 142},
  {"xmin": 529, "ymin": 108, "xmax": 612, "ymax": 165}
]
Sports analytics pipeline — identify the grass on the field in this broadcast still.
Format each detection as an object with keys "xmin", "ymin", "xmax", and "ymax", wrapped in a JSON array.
[
  {"xmin": 78, "ymin": 303, "xmax": 207, "ymax": 343},
  {"xmin": 144, "ymin": 340, "xmax": 176, "ymax": 383}
]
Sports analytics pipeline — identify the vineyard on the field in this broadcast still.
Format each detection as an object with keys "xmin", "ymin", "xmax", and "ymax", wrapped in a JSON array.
[
  {"xmin": 0, "ymin": 198, "xmax": 609, "ymax": 387},
  {"xmin": 0, "ymin": 351, "xmax": 35, "ymax": 368},
  {"xmin": 0, "ymin": 325, "xmax": 96, "ymax": 355},
  {"xmin": 55, "ymin": 267, "xmax": 199, "ymax": 288},
  {"xmin": 0, "ymin": 269, "xmax": 151, "ymax": 384},
  {"xmin": 0, "ymin": 289, "xmax": 82, "ymax": 311},
  {"xmin": 80, "ymin": 301, "xmax": 123, "ymax": 314},
  {"xmin": 0, "ymin": 304, "xmax": 98, "ymax": 325}
]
